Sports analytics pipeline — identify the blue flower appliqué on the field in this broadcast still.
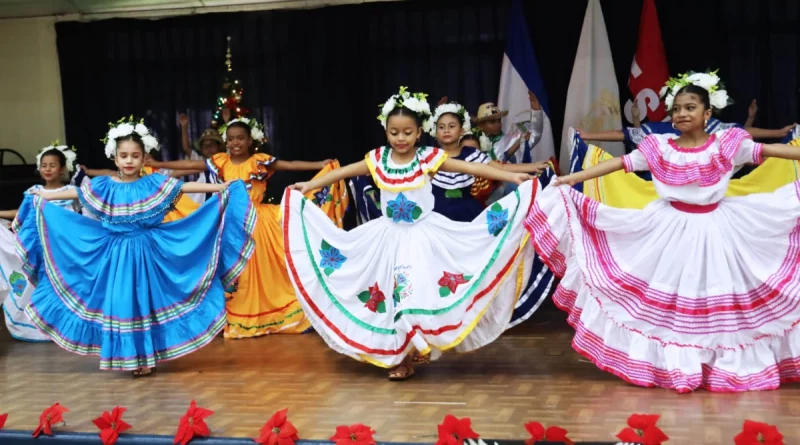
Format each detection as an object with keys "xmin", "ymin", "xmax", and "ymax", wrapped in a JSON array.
[
  {"xmin": 486, "ymin": 202, "xmax": 509, "ymax": 236},
  {"xmin": 386, "ymin": 193, "xmax": 422, "ymax": 223},
  {"xmin": 9, "ymin": 271, "xmax": 27, "ymax": 297},
  {"xmin": 314, "ymin": 186, "xmax": 330, "ymax": 205},
  {"xmin": 319, "ymin": 240, "xmax": 347, "ymax": 276}
]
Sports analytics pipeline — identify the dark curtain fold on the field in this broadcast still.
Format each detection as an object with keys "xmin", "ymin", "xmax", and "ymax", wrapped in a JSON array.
[{"xmin": 56, "ymin": 0, "xmax": 800, "ymax": 172}]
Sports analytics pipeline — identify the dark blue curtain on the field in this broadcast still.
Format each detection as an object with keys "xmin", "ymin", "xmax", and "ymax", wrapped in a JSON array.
[{"xmin": 55, "ymin": 0, "xmax": 800, "ymax": 172}]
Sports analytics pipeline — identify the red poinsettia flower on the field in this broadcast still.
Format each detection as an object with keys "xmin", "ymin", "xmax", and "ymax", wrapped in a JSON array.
[
  {"xmin": 616, "ymin": 414, "xmax": 669, "ymax": 445},
  {"xmin": 93, "ymin": 406, "xmax": 132, "ymax": 445},
  {"xmin": 32, "ymin": 403, "xmax": 69, "ymax": 438},
  {"xmin": 329, "ymin": 424, "xmax": 376, "ymax": 445},
  {"xmin": 438, "ymin": 272, "xmax": 469, "ymax": 294},
  {"xmin": 254, "ymin": 408, "xmax": 299, "ymax": 445},
  {"xmin": 365, "ymin": 283, "xmax": 386, "ymax": 312},
  {"xmin": 435, "ymin": 415, "xmax": 480, "ymax": 445},
  {"xmin": 733, "ymin": 420, "xmax": 784, "ymax": 445},
  {"xmin": 524, "ymin": 422, "xmax": 574, "ymax": 445},
  {"xmin": 173, "ymin": 400, "xmax": 214, "ymax": 445},
  {"xmin": 0, "ymin": 413, "xmax": 7, "ymax": 429}
]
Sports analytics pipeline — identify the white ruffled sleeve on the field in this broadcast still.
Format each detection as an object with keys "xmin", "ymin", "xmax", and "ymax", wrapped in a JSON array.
[{"xmin": 621, "ymin": 149, "xmax": 649, "ymax": 173}]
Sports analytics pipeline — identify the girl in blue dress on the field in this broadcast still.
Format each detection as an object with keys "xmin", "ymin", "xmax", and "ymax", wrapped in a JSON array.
[
  {"xmin": 14, "ymin": 119, "xmax": 256, "ymax": 377},
  {"xmin": 1, "ymin": 144, "xmax": 80, "ymax": 342}
]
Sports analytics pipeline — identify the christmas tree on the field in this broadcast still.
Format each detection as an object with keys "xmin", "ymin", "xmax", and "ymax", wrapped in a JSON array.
[{"xmin": 211, "ymin": 36, "xmax": 248, "ymax": 128}]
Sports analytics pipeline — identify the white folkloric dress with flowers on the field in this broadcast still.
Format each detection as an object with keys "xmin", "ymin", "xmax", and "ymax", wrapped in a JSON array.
[
  {"xmin": 282, "ymin": 146, "xmax": 539, "ymax": 367},
  {"xmin": 525, "ymin": 127, "xmax": 800, "ymax": 392},
  {"xmin": 0, "ymin": 185, "xmax": 79, "ymax": 342}
]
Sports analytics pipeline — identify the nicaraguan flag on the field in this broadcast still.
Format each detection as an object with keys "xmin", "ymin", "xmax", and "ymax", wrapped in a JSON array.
[{"xmin": 498, "ymin": 0, "xmax": 556, "ymax": 167}]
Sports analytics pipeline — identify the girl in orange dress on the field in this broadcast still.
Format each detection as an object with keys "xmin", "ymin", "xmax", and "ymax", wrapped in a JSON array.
[{"xmin": 148, "ymin": 117, "xmax": 348, "ymax": 338}]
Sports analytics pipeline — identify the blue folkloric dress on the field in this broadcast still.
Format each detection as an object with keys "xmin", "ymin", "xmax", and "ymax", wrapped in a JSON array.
[
  {"xmin": 526, "ymin": 128, "xmax": 800, "ymax": 392},
  {"xmin": 1, "ymin": 184, "xmax": 80, "ymax": 342},
  {"xmin": 282, "ymin": 146, "xmax": 539, "ymax": 367},
  {"xmin": 13, "ymin": 175, "xmax": 255, "ymax": 370}
]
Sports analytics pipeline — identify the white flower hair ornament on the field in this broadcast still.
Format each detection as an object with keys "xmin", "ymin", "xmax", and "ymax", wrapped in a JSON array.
[
  {"xmin": 429, "ymin": 102, "xmax": 472, "ymax": 137},
  {"xmin": 659, "ymin": 69, "xmax": 732, "ymax": 113},
  {"xmin": 36, "ymin": 140, "xmax": 77, "ymax": 174},
  {"xmin": 378, "ymin": 86, "xmax": 433, "ymax": 135},
  {"xmin": 102, "ymin": 116, "xmax": 159, "ymax": 160},
  {"xmin": 219, "ymin": 117, "xmax": 267, "ymax": 145}
]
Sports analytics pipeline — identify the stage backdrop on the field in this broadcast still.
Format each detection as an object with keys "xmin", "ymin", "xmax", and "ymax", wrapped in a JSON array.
[{"xmin": 56, "ymin": 0, "xmax": 800, "ymax": 171}]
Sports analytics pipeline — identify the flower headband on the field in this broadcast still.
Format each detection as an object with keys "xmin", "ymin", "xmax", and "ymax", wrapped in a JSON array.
[
  {"xmin": 219, "ymin": 117, "xmax": 266, "ymax": 144},
  {"xmin": 36, "ymin": 141, "xmax": 77, "ymax": 174},
  {"xmin": 429, "ymin": 102, "xmax": 472, "ymax": 137},
  {"xmin": 659, "ymin": 69, "xmax": 731, "ymax": 112},
  {"xmin": 102, "ymin": 116, "xmax": 159, "ymax": 159},
  {"xmin": 378, "ymin": 86, "xmax": 433, "ymax": 135}
]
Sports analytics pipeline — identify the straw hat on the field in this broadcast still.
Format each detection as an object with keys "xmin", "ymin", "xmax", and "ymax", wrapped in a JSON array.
[
  {"xmin": 194, "ymin": 128, "xmax": 224, "ymax": 150},
  {"xmin": 471, "ymin": 103, "xmax": 508, "ymax": 124}
]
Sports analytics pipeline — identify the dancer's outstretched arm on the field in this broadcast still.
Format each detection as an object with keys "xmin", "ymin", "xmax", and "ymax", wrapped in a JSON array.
[
  {"xmin": 29, "ymin": 188, "xmax": 79, "ymax": 201},
  {"xmin": 441, "ymin": 159, "xmax": 530, "ymax": 184},
  {"xmin": 290, "ymin": 161, "xmax": 369, "ymax": 194},
  {"xmin": 763, "ymin": 144, "xmax": 800, "ymax": 160},
  {"xmin": 147, "ymin": 159, "xmax": 208, "ymax": 171},
  {"xmin": 553, "ymin": 158, "xmax": 624, "ymax": 186},
  {"xmin": 274, "ymin": 159, "xmax": 333, "ymax": 171},
  {"xmin": 181, "ymin": 181, "xmax": 233, "ymax": 193},
  {"xmin": 576, "ymin": 129, "xmax": 626, "ymax": 141},
  {"xmin": 0, "ymin": 210, "xmax": 17, "ymax": 220}
]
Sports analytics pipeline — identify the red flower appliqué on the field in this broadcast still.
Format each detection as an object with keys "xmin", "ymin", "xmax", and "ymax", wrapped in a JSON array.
[
  {"xmin": 365, "ymin": 283, "xmax": 386, "ymax": 312},
  {"xmin": 0, "ymin": 413, "xmax": 7, "ymax": 429},
  {"xmin": 32, "ymin": 403, "xmax": 69, "ymax": 438},
  {"xmin": 173, "ymin": 400, "xmax": 214, "ymax": 445},
  {"xmin": 255, "ymin": 408, "xmax": 299, "ymax": 445},
  {"xmin": 616, "ymin": 414, "xmax": 669, "ymax": 445},
  {"xmin": 438, "ymin": 272, "xmax": 469, "ymax": 294},
  {"xmin": 435, "ymin": 415, "xmax": 479, "ymax": 445},
  {"xmin": 93, "ymin": 406, "xmax": 132, "ymax": 445},
  {"xmin": 330, "ymin": 424, "xmax": 376, "ymax": 445},
  {"xmin": 734, "ymin": 420, "xmax": 784, "ymax": 445},
  {"xmin": 524, "ymin": 421, "xmax": 574, "ymax": 445}
]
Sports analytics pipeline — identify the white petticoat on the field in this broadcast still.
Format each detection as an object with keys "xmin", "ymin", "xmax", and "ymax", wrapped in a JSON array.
[{"xmin": 525, "ymin": 182, "xmax": 800, "ymax": 392}]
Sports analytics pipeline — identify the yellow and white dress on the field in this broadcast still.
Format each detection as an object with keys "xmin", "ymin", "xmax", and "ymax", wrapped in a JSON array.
[{"xmin": 281, "ymin": 146, "xmax": 538, "ymax": 367}]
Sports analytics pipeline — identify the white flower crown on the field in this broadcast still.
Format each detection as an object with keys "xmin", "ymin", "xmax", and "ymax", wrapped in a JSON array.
[
  {"xmin": 659, "ymin": 69, "xmax": 731, "ymax": 112},
  {"xmin": 102, "ymin": 116, "xmax": 159, "ymax": 159},
  {"xmin": 36, "ymin": 141, "xmax": 77, "ymax": 174},
  {"xmin": 378, "ymin": 86, "xmax": 433, "ymax": 135},
  {"xmin": 429, "ymin": 102, "xmax": 472, "ymax": 137},
  {"xmin": 219, "ymin": 117, "xmax": 266, "ymax": 143}
]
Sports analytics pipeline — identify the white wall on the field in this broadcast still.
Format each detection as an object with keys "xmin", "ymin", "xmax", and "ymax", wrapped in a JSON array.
[{"xmin": 0, "ymin": 17, "xmax": 65, "ymax": 164}]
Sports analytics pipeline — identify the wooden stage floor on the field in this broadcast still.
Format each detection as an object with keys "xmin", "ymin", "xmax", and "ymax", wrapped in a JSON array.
[{"xmin": 1, "ymin": 312, "xmax": 798, "ymax": 444}]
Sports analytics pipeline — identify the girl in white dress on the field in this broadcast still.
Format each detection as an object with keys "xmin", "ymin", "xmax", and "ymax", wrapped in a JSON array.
[
  {"xmin": 282, "ymin": 87, "xmax": 534, "ymax": 380},
  {"xmin": 524, "ymin": 73, "xmax": 800, "ymax": 392},
  {"xmin": 0, "ymin": 144, "xmax": 80, "ymax": 342}
]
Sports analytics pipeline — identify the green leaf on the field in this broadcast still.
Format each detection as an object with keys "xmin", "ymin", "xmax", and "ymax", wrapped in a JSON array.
[
  {"xmin": 357, "ymin": 291, "xmax": 371, "ymax": 303},
  {"xmin": 321, "ymin": 240, "xmax": 331, "ymax": 251},
  {"xmin": 386, "ymin": 207, "xmax": 394, "ymax": 218},
  {"xmin": 463, "ymin": 275, "xmax": 473, "ymax": 282},
  {"xmin": 491, "ymin": 202, "xmax": 503, "ymax": 212},
  {"xmin": 376, "ymin": 301, "xmax": 387, "ymax": 313},
  {"xmin": 324, "ymin": 267, "xmax": 334, "ymax": 277},
  {"xmin": 439, "ymin": 286, "xmax": 451, "ymax": 297},
  {"xmin": 411, "ymin": 206, "xmax": 423, "ymax": 220}
]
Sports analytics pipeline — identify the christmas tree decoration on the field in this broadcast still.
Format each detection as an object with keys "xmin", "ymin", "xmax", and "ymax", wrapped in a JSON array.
[{"xmin": 211, "ymin": 36, "xmax": 248, "ymax": 128}]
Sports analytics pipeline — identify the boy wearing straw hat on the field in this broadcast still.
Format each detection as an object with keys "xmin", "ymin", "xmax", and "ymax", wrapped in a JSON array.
[{"xmin": 179, "ymin": 113, "xmax": 226, "ymax": 204}]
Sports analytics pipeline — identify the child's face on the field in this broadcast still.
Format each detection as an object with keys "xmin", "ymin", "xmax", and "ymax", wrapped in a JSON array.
[
  {"xmin": 201, "ymin": 140, "xmax": 222, "ymax": 158},
  {"xmin": 114, "ymin": 140, "xmax": 145, "ymax": 177},
  {"xmin": 478, "ymin": 119, "xmax": 502, "ymax": 136},
  {"xmin": 435, "ymin": 114, "xmax": 463, "ymax": 146},
  {"xmin": 226, "ymin": 127, "xmax": 252, "ymax": 157},
  {"xmin": 386, "ymin": 114, "xmax": 421, "ymax": 155},
  {"xmin": 671, "ymin": 93, "xmax": 712, "ymax": 134},
  {"xmin": 39, "ymin": 154, "xmax": 65, "ymax": 183}
]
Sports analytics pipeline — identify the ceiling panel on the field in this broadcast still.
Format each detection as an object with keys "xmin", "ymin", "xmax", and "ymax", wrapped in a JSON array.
[{"xmin": 69, "ymin": 0, "xmax": 203, "ymax": 13}]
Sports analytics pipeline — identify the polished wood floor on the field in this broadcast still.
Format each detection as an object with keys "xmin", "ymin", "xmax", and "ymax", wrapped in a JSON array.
[{"xmin": 1, "ymin": 310, "xmax": 798, "ymax": 444}]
